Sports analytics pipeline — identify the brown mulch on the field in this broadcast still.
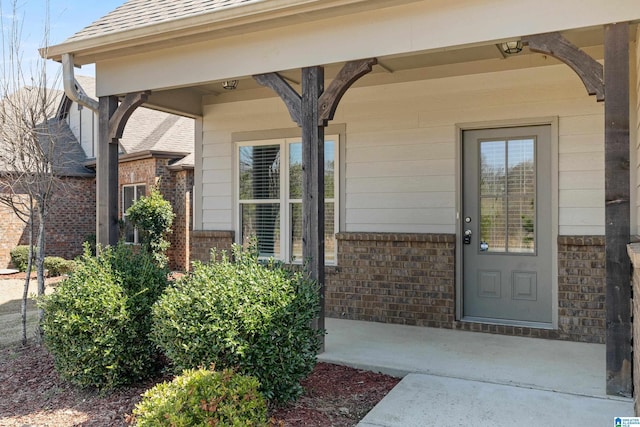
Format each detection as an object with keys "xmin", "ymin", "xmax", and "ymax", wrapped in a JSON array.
[
  {"xmin": 0, "ymin": 271, "xmax": 66, "ymax": 285},
  {"xmin": 0, "ymin": 343, "xmax": 400, "ymax": 426}
]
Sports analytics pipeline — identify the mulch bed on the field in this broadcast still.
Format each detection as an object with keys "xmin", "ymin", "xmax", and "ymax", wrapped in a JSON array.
[{"xmin": 0, "ymin": 343, "xmax": 399, "ymax": 426}]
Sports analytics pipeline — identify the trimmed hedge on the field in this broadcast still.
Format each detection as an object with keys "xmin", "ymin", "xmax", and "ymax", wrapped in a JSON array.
[
  {"xmin": 10, "ymin": 246, "xmax": 75, "ymax": 276},
  {"xmin": 43, "ymin": 256, "xmax": 75, "ymax": 277},
  {"xmin": 151, "ymin": 244, "xmax": 323, "ymax": 403},
  {"xmin": 40, "ymin": 243, "xmax": 168, "ymax": 390},
  {"xmin": 10, "ymin": 245, "xmax": 34, "ymax": 271}
]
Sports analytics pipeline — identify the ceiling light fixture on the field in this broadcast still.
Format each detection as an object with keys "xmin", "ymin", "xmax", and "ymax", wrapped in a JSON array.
[
  {"xmin": 222, "ymin": 80, "xmax": 238, "ymax": 90},
  {"xmin": 500, "ymin": 40, "xmax": 523, "ymax": 55}
]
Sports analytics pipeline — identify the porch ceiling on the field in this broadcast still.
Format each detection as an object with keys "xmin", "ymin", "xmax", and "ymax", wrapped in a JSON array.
[{"xmin": 142, "ymin": 26, "xmax": 611, "ymax": 115}]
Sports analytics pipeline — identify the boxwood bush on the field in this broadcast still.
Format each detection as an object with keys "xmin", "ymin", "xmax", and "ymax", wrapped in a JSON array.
[
  {"xmin": 40, "ymin": 243, "xmax": 168, "ymax": 390},
  {"xmin": 129, "ymin": 367, "xmax": 268, "ymax": 427},
  {"xmin": 43, "ymin": 256, "xmax": 76, "ymax": 277},
  {"xmin": 10, "ymin": 245, "xmax": 34, "ymax": 271},
  {"xmin": 151, "ymin": 244, "xmax": 322, "ymax": 404}
]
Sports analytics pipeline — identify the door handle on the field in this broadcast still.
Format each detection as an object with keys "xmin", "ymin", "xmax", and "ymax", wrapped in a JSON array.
[{"xmin": 464, "ymin": 229, "xmax": 472, "ymax": 245}]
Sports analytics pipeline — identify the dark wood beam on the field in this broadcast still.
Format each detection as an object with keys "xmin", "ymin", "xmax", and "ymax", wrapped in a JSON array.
[
  {"xmin": 97, "ymin": 96, "xmax": 119, "ymax": 247},
  {"xmin": 97, "ymin": 91, "xmax": 150, "ymax": 248},
  {"xmin": 318, "ymin": 58, "xmax": 377, "ymax": 125},
  {"xmin": 109, "ymin": 91, "xmax": 150, "ymax": 140},
  {"xmin": 603, "ymin": 22, "xmax": 632, "ymax": 397},
  {"xmin": 255, "ymin": 58, "xmax": 376, "ymax": 352},
  {"xmin": 523, "ymin": 32, "xmax": 604, "ymax": 101},
  {"xmin": 253, "ymin": 73, "xmax": 302, "ymax": 126},
  {"xmin": 301, "ymin": 66, "xmax": 326, "ymax": 347}
]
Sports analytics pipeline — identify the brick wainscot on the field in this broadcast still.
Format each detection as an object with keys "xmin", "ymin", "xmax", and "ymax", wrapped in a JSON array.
[{"xmin": 324, "ymin": 232, "xmax": 604, "ymax": 344}]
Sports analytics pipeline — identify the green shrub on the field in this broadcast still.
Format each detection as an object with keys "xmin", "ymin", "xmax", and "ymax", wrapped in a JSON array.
[
  {"xmin": 10, "ymin": 245, "xmax": 35, "ymax": 271},
  {"xmin": 11, "ymin": 247, "xmax": 76, "ymax": 276},
  {"xmin": 125, "ymin": 188, "xmax": 175, "ymax": 267},
  {"xmin": 151, "ymin": 244, "xmax": 322, "ymax": 404},
  {"xmin": 129, "ymin": 367, "xmax": 268, "ymax": 427},
  {"xmin": 43, "ymin": 256, "xmax": 76, "ymax": 277},
  {"xmin": 39, "ymin": 243, "xmax": 168, "ymax": 390}
]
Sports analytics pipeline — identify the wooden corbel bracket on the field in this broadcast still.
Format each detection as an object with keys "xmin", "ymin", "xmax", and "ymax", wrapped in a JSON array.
[
  {"xmin": 254, "ymin": 57, "xmax": 377, "ymax": 127},
  {"xmin": 253, "ymin": 73, "xmax": 302, "ymax": 126},
  {"xmin": 523, "ymin": 32, "xmax": 604, "ymax": 102},
  {"xmin": 109, "ymin": 91, "xmax": 151, "ymax": 141},
  {"xmin": 318, "ymin": 58, "xmax": 377, "ymax": 126}
]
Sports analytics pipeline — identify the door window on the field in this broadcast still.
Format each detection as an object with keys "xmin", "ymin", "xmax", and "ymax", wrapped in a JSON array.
[{"xmin": 479, "ymin": 138, "xmax": 535, "ymax": 254}]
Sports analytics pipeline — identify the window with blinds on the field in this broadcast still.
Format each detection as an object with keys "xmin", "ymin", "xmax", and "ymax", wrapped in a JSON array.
[{"xmin": 238, "ymin": 136, "xmax": 339, "ymax": 263}]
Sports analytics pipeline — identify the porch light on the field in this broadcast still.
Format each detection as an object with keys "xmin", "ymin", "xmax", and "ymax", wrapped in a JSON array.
[
  {"xmin": 222, "ymin": 80, "xmax": 238, "ymax": 90},
  {"xmin": 500, "ymin": 40, "xmax": 523, "ymax": 54}
]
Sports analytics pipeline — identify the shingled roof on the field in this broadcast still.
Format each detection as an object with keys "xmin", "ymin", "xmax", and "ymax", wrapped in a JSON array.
[
  {"xmin": 73, "ymin": 75, "xmax": 194, "ymax": 161},
  {"xmin": 65, "ymin": 0, "xmax": 260, "ymax": 43},
  {"xmin": 0, "ymin": 87, "xmax": 94, "ymax": 177}
]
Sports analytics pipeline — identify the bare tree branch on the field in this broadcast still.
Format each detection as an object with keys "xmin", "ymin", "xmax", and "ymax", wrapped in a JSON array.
[{"xmin": 0, "ymin": 0, "xmax": 72, "ymax": 344}]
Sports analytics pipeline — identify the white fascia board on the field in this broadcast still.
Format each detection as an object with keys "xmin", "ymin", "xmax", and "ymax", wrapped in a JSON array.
[{"xmin": 96, "ymin": 0, "xmax": 640, "ymax": 96}]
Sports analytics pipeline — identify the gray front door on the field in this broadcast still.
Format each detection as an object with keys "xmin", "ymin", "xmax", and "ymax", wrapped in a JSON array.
[{"xmin": 462, "ymin": 126, "xmax": 552, "ymax": 324}]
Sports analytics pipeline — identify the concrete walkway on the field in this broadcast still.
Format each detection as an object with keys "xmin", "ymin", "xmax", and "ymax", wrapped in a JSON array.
[{"xmin": 318, "ymin": 318, "xmax": 634, "ymax": 426}]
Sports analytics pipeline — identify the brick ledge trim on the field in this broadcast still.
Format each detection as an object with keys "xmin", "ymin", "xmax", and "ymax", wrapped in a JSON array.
[
  {"xmin": 557, "ymin": 235, "xmax": 605, "ymax": 246},
  {"xmin": 336, "ymin": 232, "xmax": 455, "ymax": 243},
  {"xmin": 191, "ymin": 230, "xmax": 234, "ymax": 238}
]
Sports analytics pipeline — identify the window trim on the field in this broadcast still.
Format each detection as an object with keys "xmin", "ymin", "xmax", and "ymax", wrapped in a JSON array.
[{"xmin": 235, "ymin": 135, "xmax": 340, "ymax": 264}]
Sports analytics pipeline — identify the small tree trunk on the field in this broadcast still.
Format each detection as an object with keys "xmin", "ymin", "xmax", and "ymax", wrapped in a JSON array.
[
  {"xmin": 35, "ymin": 208, "xmax": 47, "ymax": 342},
  {"xmin": 21, "ymin": 204, "xmax": 35, "ymax": 346}
]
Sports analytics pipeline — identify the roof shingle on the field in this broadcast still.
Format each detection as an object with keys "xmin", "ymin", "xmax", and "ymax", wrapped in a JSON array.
[
  {"xmin": 74, "ymin": 75, "xmax": 194, "ymax": 158},
  {"xmin": 65, "ymin": 0, "xmax": 260, "ymax": 43}
]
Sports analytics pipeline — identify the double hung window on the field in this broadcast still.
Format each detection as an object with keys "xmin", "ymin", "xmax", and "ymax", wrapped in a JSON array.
[{"xmin": 238, "ymin": 136, "xmax": 338, "ymax": 263}]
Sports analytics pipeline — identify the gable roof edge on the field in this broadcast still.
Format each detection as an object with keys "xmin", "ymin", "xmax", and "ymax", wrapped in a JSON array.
[{"xmin": 43, "ymin": 0, "xmax": 391, "ymax": 64}]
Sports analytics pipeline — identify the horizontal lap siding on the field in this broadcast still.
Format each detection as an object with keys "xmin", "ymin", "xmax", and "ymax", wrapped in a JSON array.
[
  {"xmin": 199, "ymin": 64, "xmax": 604, "ymax": 235},
  {"xmin": 200, "ymin": 117, "xmax": 233, "ymax": 229},
  {"xmin": 200, "ymin": 100, "xmax": 294, "ymax": 230},
  {"xmin": 335, "ymin": 64, "xmax": 603, "ymax": 235}
]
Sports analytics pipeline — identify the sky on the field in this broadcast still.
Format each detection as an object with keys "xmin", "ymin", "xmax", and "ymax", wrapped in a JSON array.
[{"xmin": 2, "ymin": 0, "xmax": 125, "ymax": 85}]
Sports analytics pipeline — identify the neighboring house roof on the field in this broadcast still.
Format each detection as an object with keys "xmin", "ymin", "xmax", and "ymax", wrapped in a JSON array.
[
  {"xmin": 65, "ymin": 0, "xmax": 258, "ymax": 43},
  {"xmin": 168, "ymin": 153, "xmax": 195, "ymax": 171},
  {"xmin": 0, "ymin": 86, "xmax": 93, "ymax": 177},
  {"xmin": 73, "ymin": 75, "xmax": 194, "ymax": 165},
  {"xmin": 42, "ymin": 120, "xmax": 96, "ymax": 177},
  {"xmin": 119, "ymin": 107, "xmax": 194, "ymax": 156}
]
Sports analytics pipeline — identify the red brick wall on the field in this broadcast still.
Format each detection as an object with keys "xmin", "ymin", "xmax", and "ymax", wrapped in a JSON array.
[
  {"xmin": 45, "ymin": 177, "xmax": 96, "ymax": 260},
  {"xmin": 326, "ymin": 233, "xmax": 456, "ymax": 328},
  {"xmin": 118, "ymin": 158, "xmax": 193, "ymax": 270},
  {"xmin": 190, "ymin": 230, "xmax": 235, "ymax": 265},
  {"xmin": 0, "ymin": 194, "xmax": 31, "ymax": 268},
  {"xmin": 323, "ymin": 232, "xmax": 604, "ymax": 343},
  {"xmin": 557, "ymin": 236, "xmax": 605, "ymax": 343},
  {"xmin": 2, "ymin": 158, "xmax": 194, "ymax": 270},
  {"xmin": 0, "ymin": 177, "xmax": 96, "ymax": 268},
  {"xmin": 118, "ymin": 158, "xmax": 160, "ymax": 199},
  {"xmin": 166, "ymin": 170, "xmax": 193, "ymax": 271}
]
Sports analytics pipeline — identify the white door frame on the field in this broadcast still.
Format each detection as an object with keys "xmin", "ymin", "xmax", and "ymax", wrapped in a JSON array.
[{"xmin": 455, "ymin": 117, "xmax": 559, "ymax": 329}]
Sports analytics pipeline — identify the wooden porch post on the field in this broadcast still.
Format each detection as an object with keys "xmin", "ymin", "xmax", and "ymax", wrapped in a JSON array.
[
  {"xmin": 97, "ymin": 91, "xmax": 150, "ymax": 247},
  {"xmin": 97, "ymin": 96, "xmax": 119, "ymax": 246},
  {"xmin": 525, "ymin": 28, "xmax": 633, "ymax": 396},
  {"xmin": 301, "ymin": 67, "xmax": 326, "ymax": 336},
  {"xmin": 254, "ymin": 58, "xmax": 376, "ymax": 351},
  {"xmin": 604, "ymin": 22, "xmax": 632, "ymax": 397}
]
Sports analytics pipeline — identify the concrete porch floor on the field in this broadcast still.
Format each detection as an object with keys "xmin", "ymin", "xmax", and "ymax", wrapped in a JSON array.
[{"xmin": 318, "ymin": 318, "xmax": 634, "ymax": 426}]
